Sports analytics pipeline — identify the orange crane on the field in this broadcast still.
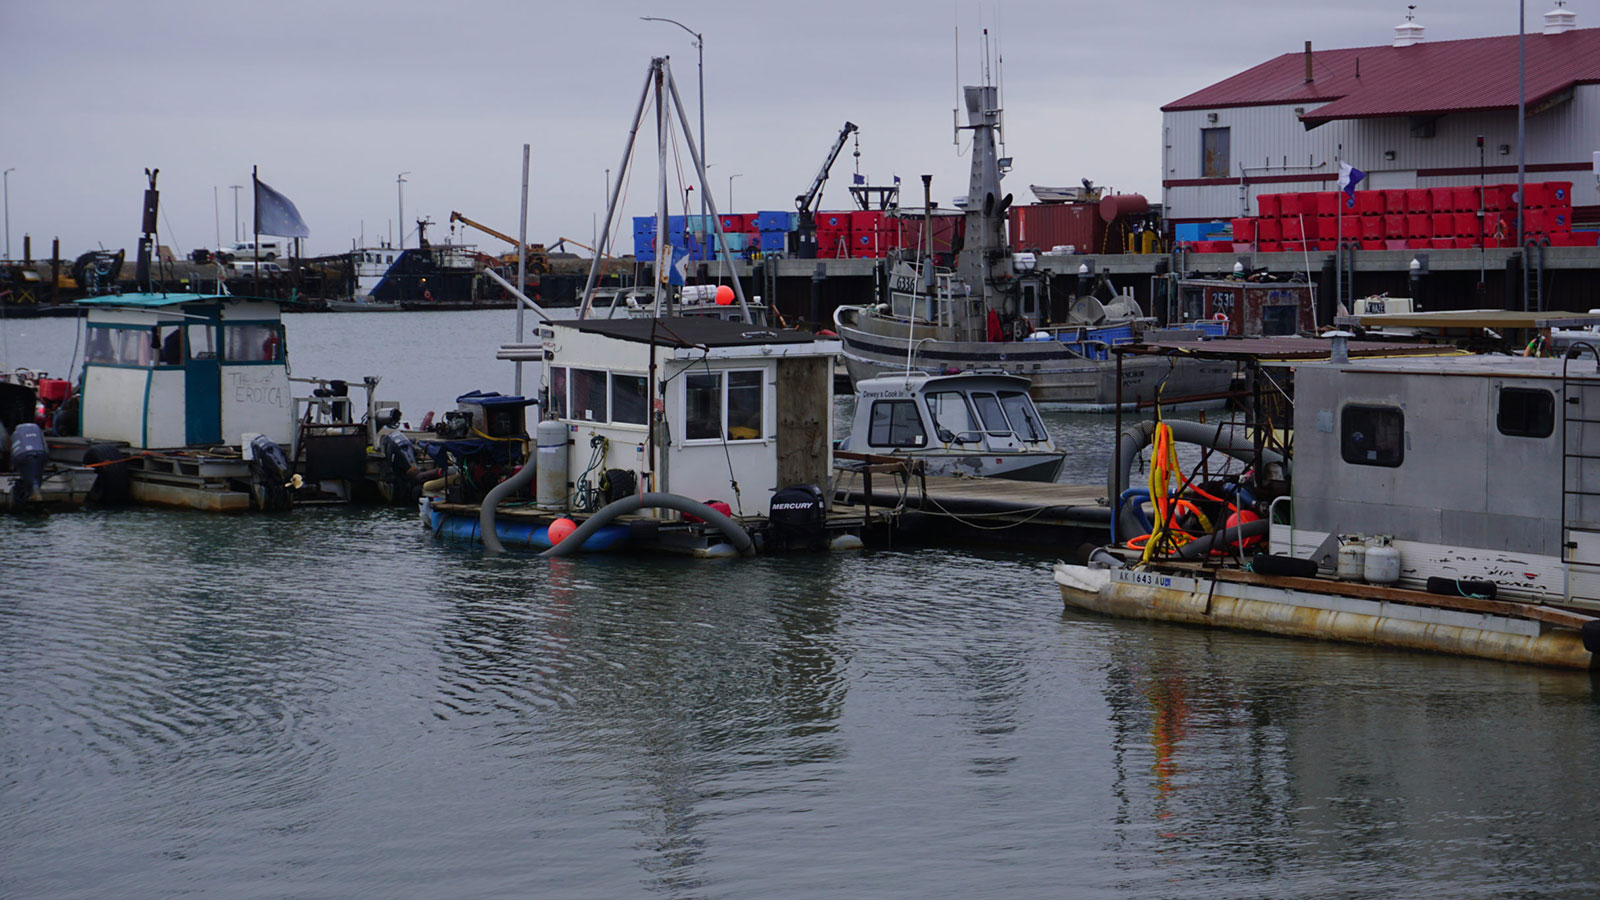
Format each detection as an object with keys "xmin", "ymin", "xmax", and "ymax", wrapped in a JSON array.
[
  {"xmin": 448, "ymin": 211, "xmax": 548, "ymax": 273},
  {"xmin": 550, "ymin": 236, "xmax": 621, "ymax": 259}
]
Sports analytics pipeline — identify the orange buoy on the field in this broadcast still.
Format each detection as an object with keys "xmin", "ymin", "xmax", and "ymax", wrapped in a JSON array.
[
  {"xmin": 714, "ymin": 285, "xmax": 734, "ymax": 305},
  {"xmin": 547, "ymin": 517, "xmax": 577, "ymax": 544}
]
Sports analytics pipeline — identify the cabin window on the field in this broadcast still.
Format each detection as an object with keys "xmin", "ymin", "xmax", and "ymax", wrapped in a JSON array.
[
  {"xmin": 1498, "ymin": 387, "xmax": 1555, "ymax": 438},
  {"xmin": 570, "ymin": 368, "xmax": 607, "ymax": 422},
  {"xmin": 868, "ymin": 400, "xmax": 926, "ymax": 448},
  {"xmin": 970, "ymin": 392, "xmax": 1010, "ymax": 433},
  {"xmin": 1201, "ymin": 127, "xmax": 1230, "ymax": 178},
  {"xmin": 223, "ymin": 323, "xmax": 282, "ymax": 362},
  {"xmin": 926, "ymin": 391, "xmax": 978, "ymax": 438},
  {"xmin": 612, "ymin": 373, "xmax": 648, "ymax": 426},
  {"xmin": 187, "ymin": 324, "xmax": 216, "ymax": 359},
  {"xmin": 548, "ymin": 367, "xmax": 568, "ymax": 418},
  {"xmin": 85, "ymin": 326, "xmax": 158, "ymax": 366},
  {"xmin": 684, "ymin": 370, "xmax": 765, "ymax": 442},
  {"xmin": 998, "ymin": 391, "xmax": 1048, "ymax": 442},
  {"xmin": 685, "ymin": 373, "xmax": 723, "ymax": 440},
  {"xmin": 156, "ymin": 325, "xmax": 184, "ymax": 366},
  {"xmin": 1341, "ymin": 404, "xmax": 1404, "ymax": 467}
]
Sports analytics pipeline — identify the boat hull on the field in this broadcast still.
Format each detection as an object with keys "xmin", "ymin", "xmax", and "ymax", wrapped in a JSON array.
[
  {"xmin": 0, "ymin": 467, "xmax": 98, "ymax": 511},
  {"xmin": 1053, "ymin": 562, "xmax": 1594, "ymax": 669},
  {"xmin": 836, "ymin": 319, "xmax": 1234, "ymax": 411}
]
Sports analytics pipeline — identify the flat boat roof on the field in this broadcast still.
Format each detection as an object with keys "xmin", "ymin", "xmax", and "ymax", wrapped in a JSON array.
[
  {"xmin": 77, "ymin": 292, "xmax": 290, "ymax": 308},
  {"xmin": 1117, "ymin": 337, "xmax": 1465, "ymax": 361},
  {"xmin": 561, "ymin": 316, "xmax": 823, "ymax": 349},
  {"xmin": 1333, "ymin": 310, "xmax": 1600, "ymax": 331}
]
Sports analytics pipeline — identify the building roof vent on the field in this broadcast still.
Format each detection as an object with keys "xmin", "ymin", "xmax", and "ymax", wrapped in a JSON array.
[
  {"xmin": 1394, "ymin": 5, "xmax": 1425, "ymax": 46},
  {"xmin": 1544, "ymin": 1, "xmax": 1576, "ymax": 34}
]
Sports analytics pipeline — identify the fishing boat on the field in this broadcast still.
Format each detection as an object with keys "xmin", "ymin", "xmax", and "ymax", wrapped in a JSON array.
[
  {"xmin": 831, "ymin": 80, "xmax": 1235, "ymax": 411},
  {"xmin": 350, "ymin": 229, "xmax": 486, "ymax": 309},
  {"xmin": 0, "ymin": 375, "xmax": 97, "ymax": 511},
  {"xmin": 1052, "ymin": 341, "xmax": 1600, "ymax": 669},
  {"xmin": 837, "ymin": 370, "xmax": 1065, "ymax": 482}
]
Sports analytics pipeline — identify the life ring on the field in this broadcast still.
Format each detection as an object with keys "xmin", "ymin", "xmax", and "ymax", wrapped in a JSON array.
[
  {"xmin": 423, "ymin": 289, "xmax": 434, "ymax": 302},
  {"xmin": 1212, "ymin": 312, "xmax": 1228, "ymax": 321}
]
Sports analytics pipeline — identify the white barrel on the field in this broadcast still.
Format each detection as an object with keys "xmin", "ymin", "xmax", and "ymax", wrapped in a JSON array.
[
  {"xmin": 1363, "ymin": 535, "xmax": 1401, "ymax": 585},
  {"xmin": 1336, "ymin": 536, "xmax": 1367, "ymax": 582},
  {"xmin": 535, "ymin": 419, "xmax": 569, "ymax": 511}
]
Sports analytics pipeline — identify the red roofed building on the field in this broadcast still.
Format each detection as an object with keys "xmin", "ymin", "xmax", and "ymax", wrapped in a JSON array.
[{"xmin": 1160, "ymin": 7, "xmax": 1600, "ymax": 231}]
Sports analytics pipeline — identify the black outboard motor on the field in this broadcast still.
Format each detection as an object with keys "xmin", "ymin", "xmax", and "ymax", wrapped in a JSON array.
[
  {"xmin": 10, "ymin": 423, "xmax": 48, "ymax": 505},
  {"xmin": 247, "ymin": 434, "xmax": 295, "ymax": 511},
  {"xmin": 378, "ymin": 430, "xmax": 422, "ymax": 504},
  {"xmin": 768, "ymin": 483, "xmax": 827, "ymax": 551}
]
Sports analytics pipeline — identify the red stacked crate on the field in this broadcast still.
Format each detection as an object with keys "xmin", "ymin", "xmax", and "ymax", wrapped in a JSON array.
[
  {"xmin": 815, "ymin": 211, "xmax": 850, "ymax": 258},
  {"xmin": 1407, "ymin": 213, "xmax": 1433, "ymax": 239},
  {"xmin": 1231, "ymin": 218, "xmax": 1256, "ymax": 243},
  {"xmin": 1360, "ymin": 217, "xmax": 1383, "ymax": 241},
  {"xmin": 1257, "ymin": 194, "xmax": 1281, "ymax": 219},
  {"xmin": 1428, "ymin": 187, "xmax": 1455, "ymax": 213},
  {"xmin": 1256, "ymin": 218, "xmax": 1282, "ymax": 244},
  {"xmin": 1385, "ymin": 190, "xmax": 1408, "ymax": 215},
  {"xmin": 1406, "ymin": 189, "xmax": 1431, "ymax": 214},
  {"xmin": 1279, "ymin": 193, "xmax": 1302, "ymax": 219},
  {"xmin": 1355, "ymin": 192, "xmax": 1384, "ymax": 216},
  {"xmin": 1384, "ymin": 214, "xmax": 1408, "ymax": 238}
]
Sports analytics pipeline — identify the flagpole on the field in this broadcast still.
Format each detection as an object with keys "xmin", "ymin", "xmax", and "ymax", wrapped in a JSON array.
[
  {"xmin": 1335, "ymin": 148, "xmax": 1341, "ymax": 311},
  {"xmin": 252, "ymin": 165, "xmax": 260, "ymax": 284}
]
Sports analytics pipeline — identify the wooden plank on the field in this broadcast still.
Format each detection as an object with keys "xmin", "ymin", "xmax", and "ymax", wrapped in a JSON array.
[{"xmin": 1204, "ymin": 566, "xmax": 1595, "ymax": 629}]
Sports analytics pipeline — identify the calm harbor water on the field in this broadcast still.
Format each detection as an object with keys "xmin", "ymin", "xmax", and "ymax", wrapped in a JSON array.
[{"xmin": 5, "ymin": 310, "xmax": 1600, "ymax": 899}]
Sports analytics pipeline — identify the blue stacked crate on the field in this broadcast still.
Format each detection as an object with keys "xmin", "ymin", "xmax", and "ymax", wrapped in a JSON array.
[
  {"xmin": 755, "ymin": 210, "xmax": 794, "ymax": 254},
  {"xmin": 633, "ymin": 216, "xmax": 657, "ymax": 261}
]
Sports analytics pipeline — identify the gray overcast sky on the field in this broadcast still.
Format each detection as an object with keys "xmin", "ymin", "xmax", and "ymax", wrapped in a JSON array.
[{"xmin": 2, "ymin": 0, "xmax": 1576, "ymax": 258}]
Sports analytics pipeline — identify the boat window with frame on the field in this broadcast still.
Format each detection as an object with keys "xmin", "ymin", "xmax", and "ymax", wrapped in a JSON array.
[
  {"xmin": 548, "ymin": 367, "xmax": 569, "ymax": 418},
  {"xmin": 684, "ymin": 372, "xmax": 723, "ymax": 440},
  {"xmin": 1497, "ymin": 387, "xmax": 1554, "ymax": 439},
  {"xmin": 1341, "ymin": 404, "xmax": 1404, "ymax": 467},
  {"xmin": 925, "ymin": 391, "xmax": 979, "ymax": 441},
  {"xmin": 156, "ymin": 325, "xmax": 184, "ymax": 366},
  {"xmin": 187, "ymin": 323, "xmax": 216, "ymax": 360},
  {"xmin": 84, "ymin": 324, "xmax": 147, "ymax": 366},
  {"xmin": 998, "ymin": 390, "xmax": 1048, "ymax": 442},
  {"xmin": 1201, "ymin": 127, "xmax": 1231, "ymax": 179},
  {"xmin": 223, "ymin": 322, "xmax": 283, "ymax": 363},
  {"xmin": 570, "ymin": 368, "xmax": 607, "ymax": 422},
  {"xmin": 612, "ymin": 373, "xmax": 648, "ymax": 426},
  {"xmin": 867, "ymin": 399, "xmax": 926, "ymax": 448},
  {"xmin": 969, "ymin": 392, "xmax": 1012, "ymax": 434}
]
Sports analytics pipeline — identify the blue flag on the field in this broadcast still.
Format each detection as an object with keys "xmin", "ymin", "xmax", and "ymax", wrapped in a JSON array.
[
  {"xmin": 893, "ymin": 175, "xmax": 901, "ymax": 185},
  {"xmin": 254, "ymin": 174, "xmax": 310, "ymax": 238},
  {"xmin": 1338, "ymin": 161, "xmax": 1366, "ymax": 208},
  {"xmin": 666, "ymin": 242, "xmax": 691, "ymax": 286},
  {"xmin": 852, "ymin": 173, "xmax": 865, "ymax": 185}
]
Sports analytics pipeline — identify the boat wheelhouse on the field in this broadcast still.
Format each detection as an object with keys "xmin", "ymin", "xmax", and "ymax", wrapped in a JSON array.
[{"xmin": 839, "ymin": 371, "xmax": 1065, "ymax": 482}]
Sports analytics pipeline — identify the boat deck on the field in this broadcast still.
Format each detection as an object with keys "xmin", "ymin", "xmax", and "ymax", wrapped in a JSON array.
[{"xmin": 833, "ymin": 469, "xmax": 1109, "ymax": 548}]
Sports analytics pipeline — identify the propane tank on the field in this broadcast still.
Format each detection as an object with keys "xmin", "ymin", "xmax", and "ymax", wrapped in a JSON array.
[
  {"xmin": 1363, "ymin": 534, "xmax": 1401, "ymax": 585},
  {"xmin": 1336, "ymin": 535, "xmax": 1368, "ymax": 582},
  {"xmin": 535, "ymin": 419, "xmax": 569, "ymax": 511}
]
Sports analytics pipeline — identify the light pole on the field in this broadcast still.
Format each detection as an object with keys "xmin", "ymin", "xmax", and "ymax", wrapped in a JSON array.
[
  {"xmin": 729, "ymin": 173, "xmax": 742, "ymax": 212},
  {"xmin": 3, "ymin": 168, "xmax": 13, "ymax": 261},
  {"xmin": 641, "ymin": 16, "xmax": 704, "ymax": 227},
  {"xmin": 397, "ymin": 172, "xmax": 410, "ymax": 249},
  {"xmin": 229, "ymin": 184, "xmax": 243, "ymax": 243}
]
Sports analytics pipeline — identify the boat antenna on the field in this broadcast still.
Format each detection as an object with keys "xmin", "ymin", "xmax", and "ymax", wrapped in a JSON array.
[{"xmin": 952, "ymin": 20, "xmax": 960, "ymax": 148}]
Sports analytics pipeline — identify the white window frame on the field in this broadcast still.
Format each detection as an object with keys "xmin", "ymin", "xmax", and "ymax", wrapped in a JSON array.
[{"xmin": 680, "ymin": 367, "xmax": 768, "ymax": 445}]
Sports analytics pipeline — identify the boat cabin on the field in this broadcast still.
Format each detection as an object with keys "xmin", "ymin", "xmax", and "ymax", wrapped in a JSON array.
[
  {"xmin": 539, "ymin": 316, "xmax": 838, "ymax": 516},
  {"xmin": 1274, "ymin": 353, "xmax": 1600, "ymax": 610},
  {"xmin": 840, "ymin": 371, "xmax": 1065, "ymax": 481},
  {"xmin": 76, "ymin": 293, "xmax": 294, "ymax": 449},
  {"xmin": 1171, "ymin": 278, "xmax": 1318, "ymax": 337}
]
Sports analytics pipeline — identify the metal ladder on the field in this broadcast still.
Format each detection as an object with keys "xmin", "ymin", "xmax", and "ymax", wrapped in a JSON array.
[
  {"xmin": 1560, "ymin": 351, "xmax": 1600, "ymax": 600},
  {"xmin": 1523, "ymin": 240, "xmax": 1547, "ymax": 311}
]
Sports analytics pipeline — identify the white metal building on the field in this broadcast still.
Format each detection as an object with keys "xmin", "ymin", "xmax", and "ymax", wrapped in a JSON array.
[{"xmin": 1160, "ymin": 8, "xmax": 1600, "ymax": 229}]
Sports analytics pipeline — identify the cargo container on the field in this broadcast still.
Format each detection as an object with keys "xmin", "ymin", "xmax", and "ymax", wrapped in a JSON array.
[{"xmin": 1010, "ymin": 203, "xmax": 1101, "ymax": 254}]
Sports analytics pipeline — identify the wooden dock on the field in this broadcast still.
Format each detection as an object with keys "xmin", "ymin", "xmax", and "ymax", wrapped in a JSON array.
[{"xmin": 832, "ymin": 463, "xmax": 1110, "ymax": 549}]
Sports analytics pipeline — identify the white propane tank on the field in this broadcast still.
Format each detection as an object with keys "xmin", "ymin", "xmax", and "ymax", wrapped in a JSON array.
[
  {"xmin": 535, "ymin": 419, "xmax": 569, "ymax": 511},
  {"xmin": 1363, "ymin": 534, "xmax": 1401, "ymax": 585},
  {"xmin": 1336, "ymin": 535, "xmax": 1368, "ymax": 582}
]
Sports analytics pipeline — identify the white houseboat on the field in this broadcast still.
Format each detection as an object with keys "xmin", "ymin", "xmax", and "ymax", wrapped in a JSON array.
[{"xmin": 1053, "ymin": 347, "xmax": 1600, "ymax": 669}]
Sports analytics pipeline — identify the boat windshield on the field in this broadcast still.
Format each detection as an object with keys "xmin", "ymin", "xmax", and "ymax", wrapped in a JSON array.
[
  {"xmin": 969, "ymin": 392, "xmax": 1011, "ymax": 434},
  {"xmin": 925, "ymin": 391, "xmax": 977, "ymax": 435},
  {"xmin": 998, "ymin": 391, "xmax": 1047, "ymax": 442}
]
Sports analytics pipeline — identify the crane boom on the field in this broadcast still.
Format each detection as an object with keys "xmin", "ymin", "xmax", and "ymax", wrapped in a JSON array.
[
  {"xmin": 795, "ymin": 121, "xmax": 858, "ymax": 215},
  {"xmin": 448, "ymin": 211, "xmax": 544, "ymax": 255}
]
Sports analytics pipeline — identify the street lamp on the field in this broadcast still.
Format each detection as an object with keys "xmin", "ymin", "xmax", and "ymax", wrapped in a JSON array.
[
  {"xmin": 641, "ymin": 16, "xmax": 705, "ymax": 225},
  {"xmin": 397, "ymin": 172, "xmax": 410, "ymax": 249},
  {"xmin": 3, "ymin": 168, "xmax": 13, "ymax": 261},
  {"xmin": 728, "ymin": 173, "xmax": 742, "ymax": 212}
]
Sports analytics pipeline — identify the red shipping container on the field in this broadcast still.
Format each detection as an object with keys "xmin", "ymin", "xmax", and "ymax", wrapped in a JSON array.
[
  {"xmin": 719, "ymin": 213, "xmax": 750, "ymax": 233},
  {"xmin": 1258, "ymin": 240, "xmax": 1284, "ymax": 252},
  {"xmin": 1256, "ymin": 218, "xmax": 1282, "ymax": 242},
  {"xmin": 1257, "ymin": 194, "xmax": 1281, "ymax": 218},
  {"xmin": 1407, "ymin": 214, "xmax": 1433, "ymax": 237},
  {"xmin": 1384, "ymin": 190, "xmax": 1408, "ymax": 214},
  {"xmin": 1360, "ymin": 217, "xmax": 1383, "ymax": 240},
  {"xmin": 1355, "ymin": 192, "xmax": 1384, "ymax": 215},
  {"xmin": 1384, "ymin": 214, "xmax": 1408, "ymax": 238},
  {"xmin": 1231, "ymin": 218, "xmax": 1256, "ymax": 242},
  {"xmin": 1008, "ymin": 204, "xmax": 1099, "ymax": 252},
  {"xmin": 1406, "ymin": 189, "xmax": 1431, "ymax": 214}
]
